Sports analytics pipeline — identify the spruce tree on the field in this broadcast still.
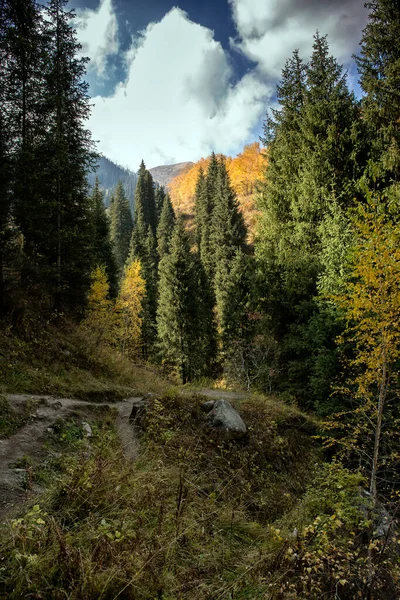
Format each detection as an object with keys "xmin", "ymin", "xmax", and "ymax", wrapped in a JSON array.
[
  {"xmin": 156, "ymin": 192, "xmax": 175, "ymax": 260},
  {"xmin": 355, "ymin": 0, "xmax": 400, "ymax": 198},
  {"xmin": 157, "ymin": 217, "xmax": 209, "ymax": 382},
  {"xmin": 109, "ymin": 181, "xmax": 133, "ymax": 276},
  {"xmin": 39, "ymin": 0, "xmax": 97, "ymax": 309},
  {"xmin": 256, "ymin": 34, "xmax": 361, "ymax": 407},
  {"xmin": 139, "ymin": 226, "xmax": 158, "ymax": 359},
  {"xmin": 90, "ymin": 177, "xmax": 118, "ymax": 297},
  {"xmin": 2, "ymin": 0, "xmax": 46, "ymax": 290},
  {"xmin": 154, "ymin": 185, "xmax": 166, "ymax": 222}
]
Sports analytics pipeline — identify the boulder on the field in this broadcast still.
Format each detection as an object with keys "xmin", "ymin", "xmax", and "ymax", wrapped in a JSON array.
[
  {"xmin": 200, "ymin": 400, "xmax": 215, "ymax": 412},
  {"xmin": 205, "ymin": 399, "xmax": 247, "ymax": 437}
]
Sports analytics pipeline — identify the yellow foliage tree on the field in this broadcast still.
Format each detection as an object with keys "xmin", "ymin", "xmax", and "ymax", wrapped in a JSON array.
[
  {"xmin": 83, "ymin": 265, "xmax": 116, "ymax": 345},
  {"xmin": 168, "ymin": 145, "xmax": 266, "ymax": 239},
  {"xmin": 326, "ymin": 199, "xmax": 400, "ymax": 506},
  {"xmin": 116, "ymin": 259, "xmax": 146, "ymax": 356}
]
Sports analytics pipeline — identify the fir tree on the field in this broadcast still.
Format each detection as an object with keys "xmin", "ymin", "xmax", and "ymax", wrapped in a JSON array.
[
  {"xmin": 109, "ymin": 181, "xmax": 133, "ymax": 275},
  {"xmin": 154, "ymin": 185, "xmax": 166, "ymax": 222},
  {"xmin": 157, "ymin": 217, "xmax": 209, "ymax": 382},
  {"xmin": 139, "ymin": 226, "xmax": 158, "ymax": 359},
  {"xmin": 37, "ymin": 0, "xmax": 97, "ymax": 309},
  {"xmin": 156, "ymin": 192, "xmax": 175, "ymax": 260},
  {"xmin": 256, "ymin": 33, "xmax": 361, "ymax": 407},
  {"xmin": 355, "ymin": 0, "xmax": 400, "ymax": 196},
  {"xmin": 90, "ymin": 177, "xmax": 118, "ymax": 297}
]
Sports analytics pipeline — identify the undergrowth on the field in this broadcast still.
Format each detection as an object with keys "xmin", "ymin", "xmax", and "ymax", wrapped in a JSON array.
[
  {"xmin": 1, "ymin": 392, "xmax": 398, "ymax": 598},
  {"xmin": 0, "ymin": 319, "xmax": 168, "ymax": 399}
]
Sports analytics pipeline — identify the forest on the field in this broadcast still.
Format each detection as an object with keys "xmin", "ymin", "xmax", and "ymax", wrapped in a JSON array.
[{"xmin": 0, "ymin": 0, "xmax": 400, "ymax": 598}]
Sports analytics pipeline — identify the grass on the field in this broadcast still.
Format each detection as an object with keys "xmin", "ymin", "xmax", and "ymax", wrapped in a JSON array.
[
  {"xmin": 0, "ymin": 319, "xmax": 169, "ymax": 400},
  {"xmin": 0, "ymin": 395, "xmax": 41, "ymax": 438},
  {"xmin": 0, "ymin": 390, "xmax": 320, "ymax": 599}
]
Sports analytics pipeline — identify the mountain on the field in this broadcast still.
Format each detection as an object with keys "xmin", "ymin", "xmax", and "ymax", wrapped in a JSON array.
[
  {"xmin": 88, "ymin": 157, "xmax": 137, "ymax": 211},
  {"xmin": 149, "ymin": 162, "xmax": 194, "ymax": 187}
]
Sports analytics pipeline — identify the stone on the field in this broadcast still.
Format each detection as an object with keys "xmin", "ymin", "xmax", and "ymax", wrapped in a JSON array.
[
  {"xmin": 200, "ymin": 400, "xmax": 215, "ymax": 412},
  {"xmin": 205, "ymin": 399, "xmax": 247, "ymax": 436},
  {"xmin": 82, "ymin": 422, "xmax": 92, "ymax": 437}
]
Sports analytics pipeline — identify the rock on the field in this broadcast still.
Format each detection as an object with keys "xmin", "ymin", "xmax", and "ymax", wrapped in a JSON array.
[
  {"xmin": 129, "ymin": 394, "xmax": 154, "ymax": 425},
  {"xmin": 82, "ymin": 422, "xmax": 92, "ymax": 437},
  {"xmin": 200, "ymin": 400, "xmax": 215, "ymax": 412},
  {"xmin": 205, "ymin": 399, "xmax": 247, "ymax": 436}
]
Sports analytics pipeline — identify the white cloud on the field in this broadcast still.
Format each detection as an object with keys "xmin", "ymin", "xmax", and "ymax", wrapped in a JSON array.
[
  {"xmin": 88, "ymin": 8, "xmax": 271, "ymax": 170},
  {"xmin": 229, "ymin": 0, "xmax": 368, "ymax": 77},
  {"xmin": 74, "ymin": 0, "xmax": 119, "ymax": 77}
]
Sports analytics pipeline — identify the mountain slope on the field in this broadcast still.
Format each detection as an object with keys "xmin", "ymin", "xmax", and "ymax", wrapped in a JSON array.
[
  {"xmin": 88, "ymin": 157, "xmax": 137, "ymax": 210},
  {"xmin": 149, "ymin": 161, "xmax": 194, "ymax": 187}
]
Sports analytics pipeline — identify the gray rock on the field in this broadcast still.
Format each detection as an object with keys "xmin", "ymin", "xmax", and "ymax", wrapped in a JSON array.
[
  {"xmin": 206, "ymin": 399, "xmax": 247, "ymax": 436},
  {"xmin": 200, "ymin": 400, "xmax": 215, "ymax": 412},
  {"xmin": 82, "ymin": 422, "xmax": 92, "ymax": 437}
]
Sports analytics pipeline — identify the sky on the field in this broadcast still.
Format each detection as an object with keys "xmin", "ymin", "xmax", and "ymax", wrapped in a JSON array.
[{"xmin": 70, "ymin": 0, "xmax": 369, "ymax": 171}]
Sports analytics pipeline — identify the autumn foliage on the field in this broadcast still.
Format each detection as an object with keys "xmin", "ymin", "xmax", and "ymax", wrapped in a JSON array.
[{"xmin": 168, "ymin": 142, "xmax": 266, "ymax": 238}]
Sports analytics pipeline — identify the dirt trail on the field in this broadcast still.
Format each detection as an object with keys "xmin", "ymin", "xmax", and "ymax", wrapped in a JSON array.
[
  {"xmin": 188, "ymin": 388, "xmax": 249, "ymax": 401},
  {"xmin": 0, "ymin": 394, "xmax": 141, "ymax": 521}
]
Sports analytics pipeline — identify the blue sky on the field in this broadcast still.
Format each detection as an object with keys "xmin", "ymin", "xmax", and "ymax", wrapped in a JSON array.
[{"xmin": 71, "ymin": 0, "xmax": 369, "ymax": 170}]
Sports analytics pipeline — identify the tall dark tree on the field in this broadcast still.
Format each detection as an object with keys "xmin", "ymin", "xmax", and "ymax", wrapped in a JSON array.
[
  {"xmin": 355, "ymin": 0, "xmax": 400, "ymax": 199},
  {"xmin": 154, "ymin": 185, "xmax": 166, "ymax": 222},
  {"xmin": 2, "ymin": 0, "xmax": 45, "ymax": 299},
  {"xmin": 109, "ymin": 181, "xmax": 133, "ymax": 275},
  {"xmin": 156, "ymin": 192, "xmax": 175, "ymax": 260},
  {"xmin": 35, "ymin": 0, "xmax": 97, "ymax": 309},
  {"xmin": 90, "ymin": 177, "xmax": 117, "ymax": 297},
  {"xmin": 157, "ymin": 217, "xmax": 211, "ymax": 382},
  {"xmin": 256, "ymin": 34, "xmax": 361, "ymax": 408}
]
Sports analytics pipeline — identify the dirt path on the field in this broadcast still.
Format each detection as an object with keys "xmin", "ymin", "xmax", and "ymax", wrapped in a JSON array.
[
  {"xmin": 0, "ymin": 394, "xmax": 141, "ymax": 521},
  {"xmin": 188, "ymin": 388, "xmax": 249, "ymax": 401}
]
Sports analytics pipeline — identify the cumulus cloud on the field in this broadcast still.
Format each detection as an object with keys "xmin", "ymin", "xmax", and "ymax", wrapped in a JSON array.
[
  {"xmin": 74, "ymin": 0, "xmax": 119, "ymax": 77},
  {"xmin": 229, "ymin": 0, "xmax": 368, "ymax": 77},
  {"xmin": 88, "ymin": 7, "xmax": 271, "ymax": 170}
]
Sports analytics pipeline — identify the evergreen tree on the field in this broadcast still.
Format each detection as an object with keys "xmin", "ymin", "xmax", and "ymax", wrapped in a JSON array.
[
  {"xmin": 139, "ymin": 226, "xmax": 158, "ymax": 359},
  {"xmin": 355, "ymin": 0, "xmax": 400, "ymax": 197},
  {"xmin": 256, "ymin": 34, "xmax": 361, "ymax": 407},
  {"xmin": 36, "ymin": 0, "xmax": 97, "ymax": 309},
  {"xmin": 155, "ymin": 185, "xmax": 166, "ymax": 222},
  {"xmin": 196, "ymin": 153, "xmax": 219, "ymax": 279},
  {"xmin": 90, "ymin": 177, "xmax": 118, "ymax": 297},
  {"xmin": 109, "ymin": 181, "xmax": 133, "ymax": 275},
  {"xmin": 156, "ymin": 192, "xmax": 175, "ymax": 260},
  {"xmin": 157, "ymin": 217, "xmax": 209, "ymax": 382},
  {"xmin": 133, "ymin": 160, "xmax": 157, "ymax": 236},
  {"xmin": 2, "ymin": 0, "xmax": 46, "ymax": 291}
]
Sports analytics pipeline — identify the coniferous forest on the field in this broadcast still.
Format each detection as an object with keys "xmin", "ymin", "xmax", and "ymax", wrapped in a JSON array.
[{"xmin": 1, "ymin": 1, "xmax": 400, "ymax": 598}]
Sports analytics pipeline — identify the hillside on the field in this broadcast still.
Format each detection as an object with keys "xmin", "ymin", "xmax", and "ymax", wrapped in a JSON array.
[
  {"xmin": 149, "ymin": 161, "xmax": 194, "ymax": 187},
  {"xmin": 88, "ymin": 156, "xmax": 137, "ymax": 210},
  {"xmin": 167, "ymin": 143, "xmax": 266, "ymax": 241}
]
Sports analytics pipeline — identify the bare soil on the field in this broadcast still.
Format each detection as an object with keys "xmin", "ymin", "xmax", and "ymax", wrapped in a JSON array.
[{"xmin": 0, "ymin": 394, "xmax": 141, "ymax": 522}]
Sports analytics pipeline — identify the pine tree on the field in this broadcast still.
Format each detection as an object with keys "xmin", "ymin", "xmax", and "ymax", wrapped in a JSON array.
[
  {"xmin": 355, "ymin": 0, "xmax": 400, "ymax": 196},
  {"xmin": 256, "ymin": 34, "xmax": 361, "ymax": 406},
  {"xmin": 156, "ymin": 192, "xmax": 175, "ymax": 260},
  {"xmin": 2, "ymin": 0, "xmax": 46, "ymax": 291},
  {"xmin": 154, "ymin": 185, "xmax": 166, "ymax": 222},
  {"xmin": 109, "ymin": 181, "xmax": 133, "ymax": 275},
  {"xmin": 90, "ymin": 177, "xmax": 118, "ymax": 297},
  {"xmin": 139, "ymin": 226, "xmax": 158, "ymax": 359},
  {"xmin": 36, "ymin": 0, "xmax": 97, "ymax": 310},
  {"xmin": 196, "ymin": 153, "xmax": 219, "ymax": 279},
  {"xmin": 157, "ymin": 217, "xmax": 209, "ymax": 382}
]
